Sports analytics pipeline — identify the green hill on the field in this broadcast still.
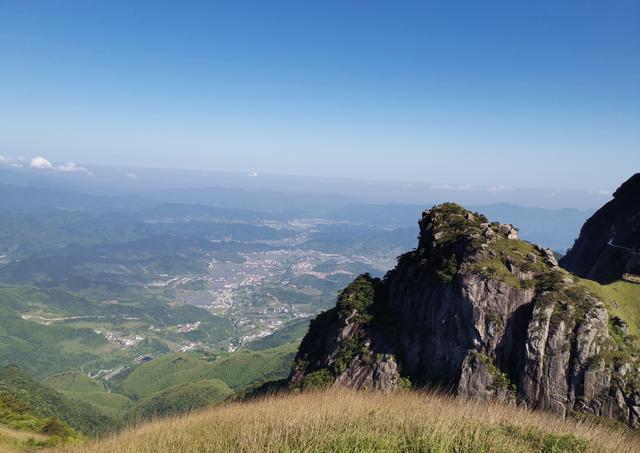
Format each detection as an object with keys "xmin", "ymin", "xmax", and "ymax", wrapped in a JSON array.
[
  {"xmin": 115, "ymin": 354, "xmax": 216, "ymax": 401},
  {"xmin": 44, "ymin": 373, "xmax": 132, "ymax": 419},
  {"xmin": 0, "ymin": 287, "xmax": 107, "ymax": 379},
  {"xmin": 127, "ymin": 379, "xmax": 232, "ymax": 421},
  {"xmin": 206, "ymin": 343, "xmax": 297, "ymax": 391},
  {"xmin": 0, "ymin": 284, "xmax": 233, "ymax": 380},
  {"xmin": 0, "ymin": 340, "xmax": 298, "ymax": 442},
  {"xmin": 579, "ymin": 279, "xmax": 640, "ymax": 336},
  {"xmin": 0, "ymin": 366, "xmax": 115, "ymax": 436},
  {"xmin": 115, "ymin": 342, "xmax": 297, "ymax": 400},
  {"xmin": 246, "ymin": 319, "xmax": 309, "ymax": 351},
  {"xmin": 0, "ymin": 390, "xmax": 80, "ymax": 451}
]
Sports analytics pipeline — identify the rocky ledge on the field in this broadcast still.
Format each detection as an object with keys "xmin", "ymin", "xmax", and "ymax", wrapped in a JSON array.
[{"xmin": 289, "ymin": 203, "xmax": 640, "ymax": 427}]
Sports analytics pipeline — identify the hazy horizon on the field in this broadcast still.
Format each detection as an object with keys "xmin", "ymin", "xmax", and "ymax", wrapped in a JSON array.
[{"xmin": 0, "ymin": 158, "xmax": 618, "ymax": 210}]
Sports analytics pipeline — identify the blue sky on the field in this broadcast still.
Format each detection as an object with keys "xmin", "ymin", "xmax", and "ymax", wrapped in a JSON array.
[{"xmin": 1, "ymin": 1, "xmax": 638, "ymax": 191}]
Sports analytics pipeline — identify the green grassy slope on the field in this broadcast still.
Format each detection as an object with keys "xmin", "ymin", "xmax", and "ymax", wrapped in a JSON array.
[
  {"xmin": 207, "ymin": 343, "xmax": 297, "ymax": 391},
  {"xmin": 0, "ymin": 366, "xmax": 115, "ymax": 436},
  {"xmin": 116, "ymin": 342, "xmax": 297, "ymax": 400},
  {"xmin": 115, "ymin": 354, "xmax": 214, "ymax": 401},
  {"xmin": 127, "ymin": 379, "xmax": 232, "ymax": 421},
  {"xmin": 44, "ymin": 373, "xmax": 132, "ymax": 419},
  {"xmin": 580, "ymin": 279, "xmax": 640, "ymax": 335},
  {"xmin": 0, "ymin": 287, "xmax": 107, "ymax": 379},
  {"xmin": 0, "ymin": 340, "xmax": 297, "ymax": 441},
  {"xmin": 0, "ymin": 284, "xmax": 233, "ymax": 380},
  {"xmin": 0, "ymin": 390, "xmax": 80, "ymax": 451},
  {"xmin": 246, "ymin": 319, "xmax": 309, "ymax": 351}
]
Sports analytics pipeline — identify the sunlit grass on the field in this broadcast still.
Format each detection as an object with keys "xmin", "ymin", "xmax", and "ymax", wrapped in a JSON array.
[
  {"xmin": 56, "ymin": 389, "xmax": 640, "ymax": 453},
  {"xmin": 580, "ymin": 278, "xmax": 640, "ymax": 335}
]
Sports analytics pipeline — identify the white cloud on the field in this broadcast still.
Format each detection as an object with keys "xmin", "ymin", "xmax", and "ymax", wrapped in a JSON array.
[
  {"xmin": 247, "ymin": 171, "xmax": 258, "ymax": 177},
  {"xmin": 486, "ymin": 185, "xmax": 515, "ymax": 193},
  {"xmin": 124, "ymin": 173, "xmax": 138, "ymax": 180},
  {"xmin": 28, "ymin": 156, "xmax": 91, "ymax": 174},
  {"xmin": 0, "ymin": 155, "xmax": 22, "ymax": 167},
  {"xmin": 430, "ymin": 183, "xmax": 515, "ymax": 193},
  {"xmin": 431, "ymin": 183, "xmax": 475, "ymax": 192},
  {"xmin": 30, "ymin": 156, "xmax": 54, "ymax": 169},
  {"xmin": 596, "ymin": 190, "xmax": 610, "ymax": 196},
  {"xmin": 57, "ymin": 162, "xmax": 89, "ymax": 173}
]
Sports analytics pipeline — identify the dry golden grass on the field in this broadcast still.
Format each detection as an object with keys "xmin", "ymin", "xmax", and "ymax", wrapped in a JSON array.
[
  {"xmin": 55, "ymin": 390, "xmax": 640, "ymax": 453},
  {"xmin": 0, "ymin": 426, "xmax": 50, "ymax": 452}
]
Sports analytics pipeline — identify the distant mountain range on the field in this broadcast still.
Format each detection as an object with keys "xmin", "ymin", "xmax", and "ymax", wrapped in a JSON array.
[
  {"xmin": 0, "ymin": 182, "xmax": 591, "ymax": 253},
  {"xmin": 0, "ymin": 163, "xmax": 612, "ymax": 209}
]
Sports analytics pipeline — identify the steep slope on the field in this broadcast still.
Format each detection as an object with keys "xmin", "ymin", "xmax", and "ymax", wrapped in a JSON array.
[
  {"xmin": 560, "ymin": 173, "xmax": 640, "ymax": 283},
  {"xmin": 0, "ymin": 286, "xmax": 108, "ymax": 379},
  {"xmin": 0, "ymin": 366, "xmax": 116, "ymax": 436},
  {"xmin": 44, "ymin": 373, "xmax": 132, "ymax": 419},
  {"xmin": 290, "ymin": 203, "xmax": 640, "ymax": 427},
  {"xmin": 114, "ymin": 343, "xmax": 297, "ymax": 401},
  {"xmin": 245, "ymin": 318, "xmax": 309, "ymax": 351},
  {"xmin": 126, "ymin": 379, "xmax": 232, "ymax": 421},
  {"xmin": 0, "ymin": 390, "xmax": 80, "ymax": 450}
]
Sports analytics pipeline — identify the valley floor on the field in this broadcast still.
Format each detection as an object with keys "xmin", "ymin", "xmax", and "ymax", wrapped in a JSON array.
[{"xmin": 54, "ymin": 390, "xmax": 640, "ymax": 453}]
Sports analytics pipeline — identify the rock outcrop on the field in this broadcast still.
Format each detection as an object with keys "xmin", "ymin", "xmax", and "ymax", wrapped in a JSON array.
[
  {"xmin": 290, "ymin": 203, "xmax": 640, "ymax": 427},
  {"xmin": 288, "ymin": 275, "xmax": 404, "ymax": 391},
  {"xmin": 560, "ymin": 173, "xmax": 640, "ymax": 283}
]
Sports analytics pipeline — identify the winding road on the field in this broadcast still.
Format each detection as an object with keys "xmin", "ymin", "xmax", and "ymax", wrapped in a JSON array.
[{"xmin": 607, "ymin": 239, "xmax": 640, "ymax": 256}]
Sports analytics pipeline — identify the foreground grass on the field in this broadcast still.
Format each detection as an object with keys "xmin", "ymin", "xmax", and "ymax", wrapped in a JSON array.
[
  {"xmin": 55, "ymin": 390, "xmax": 640, "ymax": 453},
  {"xmin": 0, "ymin": 425, "xmax": 49, "ymax": 452}
]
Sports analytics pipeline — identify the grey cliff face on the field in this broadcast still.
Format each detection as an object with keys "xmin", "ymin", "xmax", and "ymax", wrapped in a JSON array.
[
  {"xmin": 560, "ymin": 173, "xmax": 640, "ymax": 283},
  {"xmin": 289, "ymin": 203, "xmax": 640, "ymax": 427}
]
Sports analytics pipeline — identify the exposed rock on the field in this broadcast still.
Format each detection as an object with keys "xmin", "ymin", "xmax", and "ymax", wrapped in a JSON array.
[
  {"xmin": 499, "ymin": 224, "xmax": 519, "ymax": 240},
  {"xmin": 612, "ymin": 316, "xmax": 630, "ymax": 335},
  {"xmin": 483, "ymin": 226, "xmax": 495, "ymax": 238},
  {"xmin": 458, "ymin": 351, "xmax": 516, "ymax": 404},
  {"xmin": 289, "ymin": 202, "xmax": 640, "ymax": 428},
  {"xmin": 536, "ymin": 245, "xmax": 559, "ymax": 268},
  {"xmin": 288, "ymin": 275, "xmax": 401, "ymax": 392},
  {"xmin": 334, "ymin": 353, "xmax": 400, "ymax": 391},
  {"xmin": 561, "ymin": 173, "xmax": 640, "ymax": 283}
]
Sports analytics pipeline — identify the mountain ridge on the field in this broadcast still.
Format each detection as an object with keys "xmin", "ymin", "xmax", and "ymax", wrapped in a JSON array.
[{"xmin": 561, "ymin": 173, "xmax": 640, "ymax": 283}]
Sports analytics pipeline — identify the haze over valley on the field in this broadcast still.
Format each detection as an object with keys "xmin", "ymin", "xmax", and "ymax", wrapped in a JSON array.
[{"xmin": 0, "ymin": 164, "xmax": 595, "ymax": 372}]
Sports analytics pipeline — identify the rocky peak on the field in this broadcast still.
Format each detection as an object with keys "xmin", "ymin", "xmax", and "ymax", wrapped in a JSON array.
[
  {"xmin": 561, "ymin": 173, "xmax": 640, "ymax": 283},
  {"xmin": 289, "ymin": 203, "xmax": 640, "ymax": 427},
  {"xmin": 417, "ymin": 204, "xmax": 519, "ymax": 258}
]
